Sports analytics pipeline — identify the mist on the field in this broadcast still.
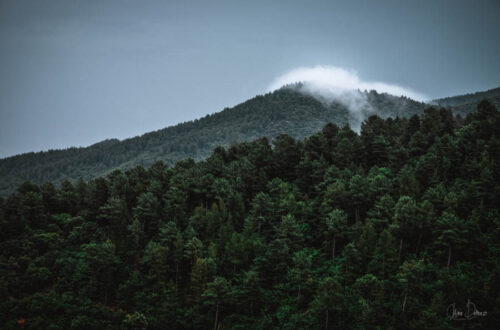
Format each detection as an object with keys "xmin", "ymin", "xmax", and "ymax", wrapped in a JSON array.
[{"xmin": 268, "ymin": 65, "xmax": 427, "ymax": 130}]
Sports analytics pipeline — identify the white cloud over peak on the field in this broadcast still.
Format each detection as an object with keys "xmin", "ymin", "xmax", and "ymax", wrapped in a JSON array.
[{"xmin": 268, "ymin": 65, "xmax": 426, "ymax": 101}]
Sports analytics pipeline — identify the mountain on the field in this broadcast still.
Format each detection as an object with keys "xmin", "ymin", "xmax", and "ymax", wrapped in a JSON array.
[
  {"xmin": 0, "ymin": 86, "xmax": 497, "ymax": 196},
  {"xmin": 1, "ymin": 100, "xmax": 499, "ymax": 329},
  {"xmin": 433, "ymin": 86, "xmax": 500, "ymax": 115}
]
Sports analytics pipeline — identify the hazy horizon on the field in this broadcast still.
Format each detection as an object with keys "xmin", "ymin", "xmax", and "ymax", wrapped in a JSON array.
[{"xmin": 1, "ymin": 0, "xmax": 500, "ymax": 158}]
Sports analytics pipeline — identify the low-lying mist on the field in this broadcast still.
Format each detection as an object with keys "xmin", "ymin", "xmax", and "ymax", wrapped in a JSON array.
[{"xmin": 268, "ymin": 65, "xmax": 426, "ymax": 131}]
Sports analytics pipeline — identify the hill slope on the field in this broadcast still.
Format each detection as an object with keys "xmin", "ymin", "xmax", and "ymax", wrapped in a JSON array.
[
  {"xmin": 433, "ymin": 86, "xmax": 500, "ymax": 115},
  {"xmin": 0, "ymin": 86, "xmax": 497, "ymax": 196},
  {"xmin": 1, "ymin": 101, "xmax": 499, "ymax": 328}
]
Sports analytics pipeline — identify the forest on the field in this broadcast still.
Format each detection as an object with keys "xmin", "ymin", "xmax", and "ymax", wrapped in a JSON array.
[
  {"xmin": 0, "ymin": 87, "xmax": 432, "ymax": 197},
  {"xmin": 0, "ymin": 100, "xmax": 499, "ymax": 329},
  {"xmin": 3, "ymin": 86, "xmax": 497, "ymax": 198}
]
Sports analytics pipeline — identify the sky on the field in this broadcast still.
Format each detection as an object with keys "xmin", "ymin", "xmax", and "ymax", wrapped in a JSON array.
[{"xmin": 1, "ymin": 0, "xmax": 499, "ymax": 158}]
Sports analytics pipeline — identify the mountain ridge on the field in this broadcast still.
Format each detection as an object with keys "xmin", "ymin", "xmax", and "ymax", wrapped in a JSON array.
[
  {"xmin": 431, "ymin": 87, "xmax": 500, "ymax": 117},
  {"xmin": 0, "ymin": 85, "xmax": 498, "ymax": 196}
]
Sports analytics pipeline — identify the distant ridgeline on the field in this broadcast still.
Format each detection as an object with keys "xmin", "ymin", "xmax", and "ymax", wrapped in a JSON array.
[
  {"xmin": 0, "ymin": 86, "xmax": 499, "ymax": 196},
  {"xmin": 0, "ymin": 100, "xmax": 499, "ymax": 328},
  {"xmin": 432, "ymin": 86, "xmax": 500, "ymax": 114}
]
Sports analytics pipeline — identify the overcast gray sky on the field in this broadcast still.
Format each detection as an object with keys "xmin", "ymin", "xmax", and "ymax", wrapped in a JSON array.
[{"xmin": 1, "ymin": 0, "xmax": 499, "ymax": 158}]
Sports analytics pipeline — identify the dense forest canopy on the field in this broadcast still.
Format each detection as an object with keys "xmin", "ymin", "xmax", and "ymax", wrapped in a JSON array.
[
  {"xmin": 1, "ymin": 86, "xmax": 499, "ymax": 197},
  {"xmin": 1, "ymin": 100, "xmax": 499, "ymax": 329}
]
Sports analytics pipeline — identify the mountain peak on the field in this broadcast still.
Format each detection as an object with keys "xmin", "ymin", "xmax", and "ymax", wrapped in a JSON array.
[{"xmin": 0, "ymin": 86, "xmax": 497, "ymax": 196}]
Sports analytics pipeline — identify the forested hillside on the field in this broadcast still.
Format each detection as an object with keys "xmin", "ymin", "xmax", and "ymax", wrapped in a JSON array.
[
  {"xmin": 1, "ymin": 101, "xmax": 499, "ymax": 329},
  {"xmin": 434, "ymin": 87, "xmax": 500, "ymax": 115},
  {"xmin": 2, "ymin": 86, "xmax": 498, "ymax": 197},
  {"xmin": 0, "ymin": 88, "xmax": 430, "ymax": 197}
]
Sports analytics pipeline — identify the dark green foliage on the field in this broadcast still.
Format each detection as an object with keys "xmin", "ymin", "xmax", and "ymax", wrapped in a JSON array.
[
  {"xmin": 1, "ymin": 101, "xmax": 499, "ymax": 329},
  {"xmin": 433, "ymin": 87, "xmax": 500, "ymax": 116},
  {"xmin": 3, "ymin": 86, "xmax": 498, "ymax": 197}
]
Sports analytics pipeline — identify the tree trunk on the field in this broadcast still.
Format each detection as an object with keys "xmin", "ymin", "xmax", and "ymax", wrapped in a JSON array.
[
  {"xmin": 332, "ymin": 234, "xmax": 336, "ymax": 259},
  {"xmin": 398, "ymin": 238, "xmax": 404, "ymax": 263},
  {"xmin": 89, "ymin": 274, "xmax": 93, "ymax": 294},
  {"xmin": 213, "ymin": 301, "xmax": 219, "ymax": 330},
  {"xmin": 175, "ymin": 263, "xmax": 179, "ymax": 294},
  {"xmin": 402, "ymin": 292, "xmax": 407, "ymax": 312},
  {"xmin": 381, "ymin": 255, "xmax": 386, "ymax": 281},
  {"xmin": 258, "ymin": 211, "xmax": 262, "ymax": 235},
  {"xmin": 415, "ymin": 231, "xmax": 422, "ymax": 253},
  {"xmin": 297, "ymin": 284, "xmax": 301, "ymax": 300},
  {"xmin": 447, "ymin": 246, "xmax": 452, "ymax": 269},
  {"xmin": 325, "ymin": 309, "xmax": 329, "ymax": 330},
  {"xmin": 355, "ymin": 207, "xmax": 360, "ymax": 222}
]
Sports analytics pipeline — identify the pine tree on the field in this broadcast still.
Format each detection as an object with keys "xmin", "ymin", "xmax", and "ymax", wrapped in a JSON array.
[{"xmin": 324, "ymin": 209, "xmax": 348, "ymax": 258}]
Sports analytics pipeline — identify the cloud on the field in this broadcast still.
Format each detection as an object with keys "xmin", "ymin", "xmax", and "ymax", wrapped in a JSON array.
[
  {"xmin": 268, "ymin": 65, "xmax": 426, "ymax": 101},
  {"xmin": 267, "ymin": 65, "xmax": 426, "ymax": 131}
]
